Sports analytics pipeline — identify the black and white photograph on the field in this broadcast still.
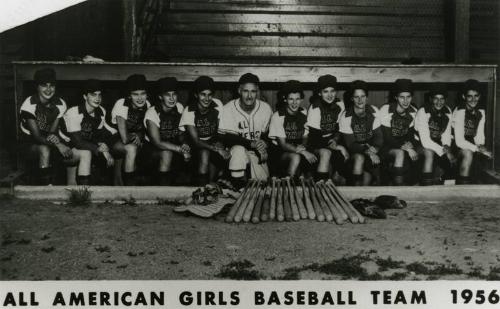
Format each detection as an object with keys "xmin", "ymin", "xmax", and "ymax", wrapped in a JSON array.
[{"xmin": 1, "ymin": 0, "xmax": 500, "ymax": 305}]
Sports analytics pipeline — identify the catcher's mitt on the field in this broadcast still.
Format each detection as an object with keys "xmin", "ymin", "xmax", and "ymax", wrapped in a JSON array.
[
  {"xmin": 350, "ymin": 198, "xmax": 387, "ymax": 219},
  {"xmin": 374, "ymin": 195, "xmax": 407, "ymax": 209}
]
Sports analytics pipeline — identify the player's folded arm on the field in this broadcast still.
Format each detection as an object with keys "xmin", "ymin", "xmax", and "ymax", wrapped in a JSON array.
[{"xmin": 68, "ymin": 131, "xmax": 99, "ymax": 155}]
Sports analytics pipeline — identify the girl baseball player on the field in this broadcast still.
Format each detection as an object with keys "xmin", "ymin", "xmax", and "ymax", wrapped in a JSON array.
[
  {"xmin": 378, "ymin": 79, "xmax": 419, "ymax": 185},
  {"xmin": 179, "ymin": 76, "xmax": 228, "ymax": 185},
  {"xmin": 111, "ymin": 74, "xmax": 151, "ymax": 185},
  {"xmin": 143, "ymin": 77, "xmax": 191, "ymax": 185},
  {"xmin": 339, "ymin": 80, "xmax": 383, "ymax": 186},
  {"xmin": 415, "ymin": 84, "xmax": 455, "ymax": 185},
  {"xmin": 269, "ymin": 80, "xmax": 316, "ymax": 178},
  {"xmin": 452, "ymin": 79, "xmax": 492, "ymax": 184},
  {"xmin": 306, "ymin": 74, "xmax": 349, "ymax": 181},
  {"xmin": 19, "ymin": 68, "xmax": 70, "ymax": 184},
  {"xmin": 60, "ymin": 79, "xmax": 116, "ymax": 185}
]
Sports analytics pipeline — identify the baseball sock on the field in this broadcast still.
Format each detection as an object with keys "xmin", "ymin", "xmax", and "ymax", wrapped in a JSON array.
[
  {"xmin": 38, "ymin": 167, "xmax": 52, "ymax": 185},
  {"xmin": 456, "ymin": 176, "xmax": 472, "ymax": 185},
  {"xmin": 315, "ymin": 172, "xmax": 329, "ymax": 181},
  {"xmin": 231, "ymin": 176, "xmax": 247, "ymax": 190},
  {"xmin": 351, "ymin": 174, "xmax": 364, "ymax": 186},
  {"xmin": 392, "ymin": 167, "xmax": 405, "ymax": 186},
  {"xmin": 158, "ymin": 171, "xmax": 172, "ymax": 186},
  {"xmin": 420, "ymin": 173, "xmax": 433, "ymax": 186},
  {"xmin": 76, "ymin": 175, "xmax": 91, "ymax": 186},
  {"xmin": 197, "ymin": 173, "xmax": 210, "ymax": 186},
  {"xmin": 123, "ymin": 171, "xmax": 137, "ymax": 186}
]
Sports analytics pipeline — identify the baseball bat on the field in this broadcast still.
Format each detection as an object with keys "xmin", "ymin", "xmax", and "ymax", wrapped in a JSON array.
[
  {"xmin": 291, "ymin": 178, "xmax": 308, "ymax": 219},
  {"xmin": 260, "ymin": 184, "xmax": 271, "ymax": 222},
  {"xmin": 306, "ymin": 178, "xmax": 325, "ymax": 222},
  {"xmin": 234, "ymin": 180, "xmax": 258, "ymax": 223},
  {"xmin": 309, "ymin": 179, "xmax": 333, "ymax": 222},
  {"xmin": 242, "ymin": 180, "xmax": 261, "ymax": 222},
  {"xmin": 276, "ymin": 179, "xmax": 285, "ymax": 221},
  {"xmin": 300, "ymin": 176, "xmax": 316, "ymax": 220},
  {"xmin": 225, "ymin": 179, "xmax": 254, "ymax": 222},
  {"xmin": 285, "ymin": 177, "xmax": 300, "ymax": 221},
  {"xmin": 282, "ymin": 180, "xmax": 293, "ymax": 221},
  {"xmin": 317, "ymin": 180, "xmax": 345, "ymax": 224},
  {"xmin": 326, "ymin": 180, "xmax": 365, "ymax": 224},
  {"xmin": 324, "ymin": 180, "xmax": 358, "ymax": 223},
  {"xmin": 269, "ymin": 177, "xmax": 278, "ymax": 221},
  {"xmin": 251, "ymin": 183, "xmax": 266, "ymax": 223}
]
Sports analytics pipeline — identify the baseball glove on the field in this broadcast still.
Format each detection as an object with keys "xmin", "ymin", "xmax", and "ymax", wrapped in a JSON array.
[
  {"xmin": 374, "ymin": 195, "xmax": 407, "ymax": 209},
  {"xmin": 350, "ymin": 198, "xmax": 387, "ymax": 219}
]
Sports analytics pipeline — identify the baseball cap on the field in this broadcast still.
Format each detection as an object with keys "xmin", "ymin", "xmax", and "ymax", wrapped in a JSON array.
[
  {"xmin": 317, "ymin": 74, "xmax": 337, "ymax": 90},
  {"xmin": 350, "ymin": 80, "xmax": 368, "ymax": 94},
  {"xmin": 394, "ymin": 79, "xmax": 413, "ymax": 94},
  {"xmin": 282, "ymin": 80, "xmax": 303, "ymax": 96},
  {"xmin": 238, "ymin": 73, "xmax": 260, "ymax": 85},
  {"xmin": 34, "ymin": 68, "xmax": 56, "ymax": 85},
  {"xmin": 463, "ymin": 79, "xmax": 481, "ymax": 93},
  {"xmin": 157, "ymin": 77, "xmax": 178, "ymax": 93},
  {"xmin": 428, "ymin": 83, "xmax": 447, "ymax": 97},
  {"xmin": 194, "ymin": 76, "xmax": 215, "ymax": 93},
  {"xmin": 127, "ymin": 74, "xmax": 147, "ymax": 92},
  {"xmin": 83, "ymin": 79, "xmax": 102, "ymax": 94}
]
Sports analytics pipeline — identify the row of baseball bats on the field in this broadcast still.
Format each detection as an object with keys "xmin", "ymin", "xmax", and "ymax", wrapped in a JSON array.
[{"xmin": 225, "ymin": 176, "xmax": 365, "ymax": 224}]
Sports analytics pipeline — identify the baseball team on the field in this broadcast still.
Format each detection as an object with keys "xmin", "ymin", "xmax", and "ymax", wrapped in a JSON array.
[{"xmin": 19, "ymin": 68, "xmax": 492, "ymax": 187}]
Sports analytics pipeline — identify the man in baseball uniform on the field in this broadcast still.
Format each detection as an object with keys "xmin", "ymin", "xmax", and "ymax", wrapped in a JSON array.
[
  {"xmin": 111, "ymin": 74, "xmax": 151, "ymax": 185},
  {"xmin": 218, "ymin": 73, "xmax": 273, "ymax": 187},
  {"xmin": 452, "ymin": 79, "xmax": 491, "ymax": 184},
  {"xmin": 19, "ymin": 68, "xmax": 71, "ymax": 184}
]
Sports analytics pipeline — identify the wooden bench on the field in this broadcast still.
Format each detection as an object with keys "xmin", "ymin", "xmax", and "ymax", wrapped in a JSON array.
[{"xmin": 12, "ymin": 61, "xmax": 499, "ymax": 178}]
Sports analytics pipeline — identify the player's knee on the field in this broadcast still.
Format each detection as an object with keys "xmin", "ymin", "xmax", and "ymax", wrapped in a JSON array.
[
  {"xmin": 79, "ymin": 149, "xmax": 92, "ymax": 164},
  {"xmin": 230, "ymin": 145, "xmax": 246, "ymax": 157},
  {"xmin": 38, "ymin": 145, "xmax": 51, "ymax": 159},
  {"xmin": 124, "ymin": 144, "xmax": 138, "ymax": 157},
  {"xmin": 461, "ymin": 149, "xmax": 474, "ymax": 162},
  {"xmin": 317, "ymin": 148, "xmax": 332, "ymax": 160}
]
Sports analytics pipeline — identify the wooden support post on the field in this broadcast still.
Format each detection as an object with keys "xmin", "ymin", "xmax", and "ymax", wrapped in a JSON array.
[
  {"xmin": 454, "ymin": 0, "xmax": 470, "ymax": 63},
  {"xmin": 122, "ymin": 0, "xmax": 138, "ymax": 61}
]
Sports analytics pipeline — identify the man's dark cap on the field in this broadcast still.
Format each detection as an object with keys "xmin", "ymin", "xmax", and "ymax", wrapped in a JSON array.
[
  {"xmin": 83, "ymin": 79, "xmax": 102, "ymax": 94},
  {"xmin": 238, "ymin": 73, "xmax": 260, "ymax": 85},
  {"xmin": 157, "ymin": 77, "xmax": 178, "ymax": 93},
  {"xmin": 350, "ymin": 80, "xmax": 368, "ymax": 94},
  {"xmin": 394, "ymin": 78, "xmax": 413, "ymax": 94},
  {"xmin": 429, "ymin": 83, "xmax": 447, "ymax": 98},
  {"xmin": 34, "ymin": 68, "xmax": 56, "ymax": 85},
  {"xmin": 317, "ymin": 74, "xmax": 337, "ymax": 90},
  {"xmin": 127, "ymin": 74, "xmax": 147, "ymax": 92},
  {"xmin": 282, "ymin": 80, "xmax": 303, "ymax": 96},
  {"xmin": 463, "ymin": 79, "xmax": 481, "ymax": 93},
  {"xmin": 194, "ymin": 76, "xmax": 215, "ymax": 92}
]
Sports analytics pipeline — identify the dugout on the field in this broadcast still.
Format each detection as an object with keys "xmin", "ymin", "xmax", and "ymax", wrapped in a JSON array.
[
  {"xmin": 12, "ymin": 61, "xmax": 499, "ymax": 179},
  {"xmin": 2, "ymin": 0, "xmax": 500, "ymax": 183}
]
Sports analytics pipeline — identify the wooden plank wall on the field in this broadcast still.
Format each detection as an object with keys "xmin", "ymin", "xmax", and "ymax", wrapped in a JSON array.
[
  {"xmin": 470, "ymin": 0, "xmax": 499, "ymax": 63},
  {"xmin": 154, "ymin": 0, "xmax": 447, "ymax": 62}
]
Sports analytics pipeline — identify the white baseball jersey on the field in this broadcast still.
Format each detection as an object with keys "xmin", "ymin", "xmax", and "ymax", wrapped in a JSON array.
[{"xmin": 218, "ymin": 98, "xmax": 272, "ymax": 140}]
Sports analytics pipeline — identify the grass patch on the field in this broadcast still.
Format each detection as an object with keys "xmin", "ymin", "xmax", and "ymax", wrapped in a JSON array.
[
  {"xmin": 376, "ymin": 257, "xmax": 405, "ymax": 271},
  {"xmin": 121, "ymin": 196, "xmax": 137, "ymax": 206},
  {"xmin": 312, "ymin": 255, "xmax": 371, "ymax": 279},
  {"xmin": 406, "ymin": 262, "xmax": 463, "ymax": 276},
  {"xmin": 216, "ymin": 260, "xmax": 264, "ymax": 280},
  {"xmin": 66, "ymin": 186, "xmax": 92, "ymax": 206}
]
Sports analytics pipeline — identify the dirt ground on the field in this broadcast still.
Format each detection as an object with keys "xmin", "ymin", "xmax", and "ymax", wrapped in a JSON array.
[{"xmin": 1, "ymin": 193, "xmax": 500, "ymax": 280}]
